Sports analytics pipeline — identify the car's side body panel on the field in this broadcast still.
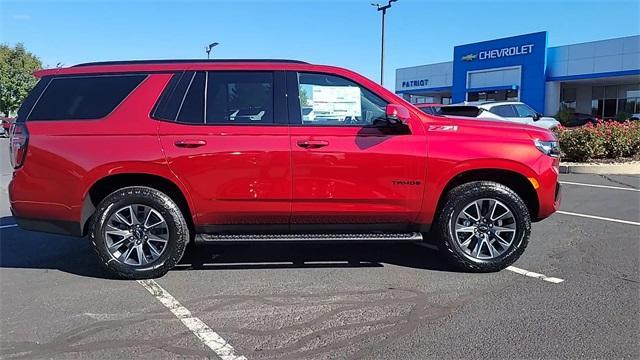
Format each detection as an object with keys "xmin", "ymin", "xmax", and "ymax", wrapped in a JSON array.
[
  {"xmin": 9, "ymin": 61, "xmax": 560, "ymax": 239},
  {"xmin": 289, "ymin": 121, "xmax": 428, "ymax": 227},
  {"xmin": 414, "ymin": 116, "xmax": 559, "ymax": 225},
  {"xmin": 9, "ymin": 74, "xmax": 184, "ymax": 233}
]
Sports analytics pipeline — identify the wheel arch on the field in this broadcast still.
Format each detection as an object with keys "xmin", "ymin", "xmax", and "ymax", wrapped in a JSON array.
[
  {"xmin": 435, "ymin": 168, "xmax": 540, "ymax": 222},
  {"xmin": 81, "ymin": 173, "xmax": 194, "ymax": 236}
]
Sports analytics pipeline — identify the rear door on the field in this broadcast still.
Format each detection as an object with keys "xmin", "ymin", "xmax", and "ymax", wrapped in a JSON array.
[
  {"xmin": 287, "ymin": 71, "xmax": 427, "ymax": 230},
  {"xmin": 157, "ymin": 70, "xmax": 291, "ymax": 231}
]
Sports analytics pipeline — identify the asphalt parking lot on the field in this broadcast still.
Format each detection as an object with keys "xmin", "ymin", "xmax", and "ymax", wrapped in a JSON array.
[{"xmin": 0, "ymin": 137, "xmax": 638, "ymax": 360}]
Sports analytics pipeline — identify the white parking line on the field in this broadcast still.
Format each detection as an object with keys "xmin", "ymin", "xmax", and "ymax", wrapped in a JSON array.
[
  {"xmin": 559, "ymin": 181, "xmax": 640, "ymax": 192},
  {"xmin": 506, "ymin": 266, "xmax": 564, "ymax": 283},
  {"xmin": 0, "ymin": 224, "xmax": 17, "ymax": 229},
  {"xmin": 557, "ymin": 210, "xmax": 640, "ymax": 226},
  {"xmin": 138, "ymin": 279, "xmax": 246, "ymax": 360}
]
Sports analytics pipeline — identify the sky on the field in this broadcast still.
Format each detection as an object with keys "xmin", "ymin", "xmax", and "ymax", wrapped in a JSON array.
[{"xmin": 1, "ymin": 0, "xmax": 639, "ymax": 89}]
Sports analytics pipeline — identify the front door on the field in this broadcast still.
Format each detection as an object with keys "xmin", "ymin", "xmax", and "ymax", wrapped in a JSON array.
[
  {"xmin": 157, "ymin": 70, "xmax": 291, "ymax": 231},
  {"xmin": 288, "ymin": 72, "xmax": 427, "ymax": 230}
]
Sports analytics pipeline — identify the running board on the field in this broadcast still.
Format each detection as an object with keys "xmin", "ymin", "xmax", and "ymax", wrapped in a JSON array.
[{"xmin": 195, "ymin": 232, "xmax": 423, "ymax": 243}]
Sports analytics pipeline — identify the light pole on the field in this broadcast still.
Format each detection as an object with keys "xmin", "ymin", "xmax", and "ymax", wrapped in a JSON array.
[
  {"xmin": 371, "ymin": 0, "xmax": 397, "ymax": 86},
  {"xmin": 205, "ymin": 42, "xmax": 219, "ymax": 59}
]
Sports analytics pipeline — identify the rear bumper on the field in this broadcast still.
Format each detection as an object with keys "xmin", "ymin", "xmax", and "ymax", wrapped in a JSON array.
[{"xmin": 14, "ymin": 216, "xmax": 83, "ymax": 237}]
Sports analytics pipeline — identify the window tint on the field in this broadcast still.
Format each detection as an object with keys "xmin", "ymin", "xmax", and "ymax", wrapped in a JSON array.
[
  {"xmin": 514, "ymin": 104, "xmax": 537, "ymax": 118},
  {"xmin": 28, "ymin": 74, "xmax": 146, "ymax": 121},
  {"xmin": 298, "ymin": 73, "xmax": 387, "ymax": 126},
  {"xmin": 16, "ymin": 77, "xmax": 51, "ymax": 123},
  {"xmin": 490, "ymin": 105, "xmax": 517, "ymax": 117},
  {"xmin": 153, "ymin": 72, "xmax": 192, "ymax": 121},
  {"xmin": 206, "ymin": 72, "xmax": 274, "ymax": 124},
  {"xmin": 176, "ymin": 72, "xmax": 205, "ymax": 124}
]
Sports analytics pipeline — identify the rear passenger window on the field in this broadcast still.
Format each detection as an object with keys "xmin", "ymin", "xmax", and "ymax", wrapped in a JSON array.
[
  {"xmin": 152, "ymin": 71, "xmax": 275, "ymax": 125},
  {"xmin": 28, "ymin": 74, "xmax": 146, "ymax": 121},
  {"xmin": 206, "ymin": 72, "xmax": 274, "ymax": 124}
]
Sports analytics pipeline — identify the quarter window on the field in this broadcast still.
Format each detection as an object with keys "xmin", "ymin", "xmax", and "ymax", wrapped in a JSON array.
[
  {"xmin": 298, "ymin": 73, "xmax": 387, "ymax": 126},
  {"xmin": 28, "ymin": 74, "xmax": 146, "ymax": 121}
]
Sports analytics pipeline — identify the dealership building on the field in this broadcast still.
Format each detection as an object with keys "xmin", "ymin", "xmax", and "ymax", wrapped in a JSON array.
[{"xmin": 395, "ymin": 32, "xmax": 640, "ymax": 118}]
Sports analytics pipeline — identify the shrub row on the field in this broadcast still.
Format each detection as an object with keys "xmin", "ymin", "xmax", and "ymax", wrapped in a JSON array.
[{"xmin": 555, "ymin": 121, "xmax": 640, "ymax": 162}]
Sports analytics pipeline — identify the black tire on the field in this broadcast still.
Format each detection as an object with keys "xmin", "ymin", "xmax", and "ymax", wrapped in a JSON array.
[
  {"xmin": 435, "ymin": 181, "xmax": 531, "ymax": 272},
  {"xmin": 89, "ymin": 186, "xmax": 189, "ymax": 279}
]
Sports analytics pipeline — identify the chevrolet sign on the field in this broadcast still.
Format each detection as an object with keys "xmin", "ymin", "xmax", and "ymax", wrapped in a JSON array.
[{"xmin": 461, "ymin": 44, "xmax": 534, "ymax": 61}]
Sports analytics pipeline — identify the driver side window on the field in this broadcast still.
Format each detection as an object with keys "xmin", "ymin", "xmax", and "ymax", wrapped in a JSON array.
[
  {"xmin": 298, "ymin": 73, "xmax": 387, "ymax": 126},
  {"xmin": 514, "ymin": 104, "xmax": 537, "ymax": 118}
]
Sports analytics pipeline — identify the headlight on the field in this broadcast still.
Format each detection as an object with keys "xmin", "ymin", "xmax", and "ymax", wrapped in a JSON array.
[{"xmin": 534, "ymin": 139, "xmax": 560, "ymax": 157}]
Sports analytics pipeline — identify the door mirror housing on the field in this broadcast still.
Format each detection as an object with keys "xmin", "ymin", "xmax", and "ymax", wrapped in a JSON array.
[
  {"xmin": 371, "ymin": 104, "xmax": 412, "ymax": 134},
  {"xmin": 373, "ymin": 104, "xmax": 411, "ymax": 128},
  {"xmin": 386, "ymin": 104, "xmax": 411, "ymax": 124},
  {"xmin": 533, "ymin": 112, "xmax": 542, "ymax": 121}
]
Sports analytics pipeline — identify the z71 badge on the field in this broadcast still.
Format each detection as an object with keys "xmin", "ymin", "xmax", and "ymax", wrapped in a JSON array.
[{"xmin": 428, "ymin": 125, "xmax": 459, "ymax": 132}]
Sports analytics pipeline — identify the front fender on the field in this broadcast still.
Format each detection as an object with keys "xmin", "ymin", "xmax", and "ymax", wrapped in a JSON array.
[{"xmin": 417, "ymin": 157, "xmax": 540, "ymax": 226}]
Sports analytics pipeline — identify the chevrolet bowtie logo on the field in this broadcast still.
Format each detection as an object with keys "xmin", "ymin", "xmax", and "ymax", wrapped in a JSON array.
[{"xmin": 461, "ymin": 53, "xmax": 477, "ymax": 61}]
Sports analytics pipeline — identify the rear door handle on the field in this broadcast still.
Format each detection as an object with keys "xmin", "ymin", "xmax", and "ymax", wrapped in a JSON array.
[
  {"xmin": 174, "ymin": 139, "xmax": 207, "ymax": 148},
  {"xmin": 297, "ymin": 140, "xmax": 329, "ymax": 149}
]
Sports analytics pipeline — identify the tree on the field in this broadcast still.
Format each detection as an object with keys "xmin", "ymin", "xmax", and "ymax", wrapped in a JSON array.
[
  {"xmin": 0, "ymin": 43, "xmax": 42, "ymax": 117},
  {"xmin": 299, "ymin": 87, "xmax": 311, "ymax": 107}
]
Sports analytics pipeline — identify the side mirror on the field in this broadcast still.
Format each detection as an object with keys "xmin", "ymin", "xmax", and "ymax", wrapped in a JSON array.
[
  {"xmin": 374, "ymin": 104, "xmax": 411, "ymax": 127},
  {"xmin": 533, "ymin": 112, "xmax": 542, "ymax": 121},
  {"xmin": 386, "ymin": 104, "xmax": 411, "ymax": 123},
  {"xmin": 371, "ymin": 104, "xmax": 412, "ymax": 134}
]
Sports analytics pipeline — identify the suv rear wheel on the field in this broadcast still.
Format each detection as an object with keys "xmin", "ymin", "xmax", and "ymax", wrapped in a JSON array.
[
  {"xmin": 435, "ymin": 181, "xmax": 531, "ymax": 272},
  {"xmin": 89, "ymin": 186, "xmax": 189, "ymax": 279}
]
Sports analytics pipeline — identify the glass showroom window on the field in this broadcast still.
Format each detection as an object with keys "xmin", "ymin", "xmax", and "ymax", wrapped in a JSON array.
[
  {"xmin": 592, "ymin": 84, "xmax": 640, "ymax": 119},
  {"xmin": 560, "ymin": 88, "xmax": 576, "ymax": 110}
]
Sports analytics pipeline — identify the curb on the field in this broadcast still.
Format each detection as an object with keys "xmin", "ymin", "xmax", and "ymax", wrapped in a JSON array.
[{"xmin": 560, "ymin": 162, "xmax": 640, "ymax": 175}]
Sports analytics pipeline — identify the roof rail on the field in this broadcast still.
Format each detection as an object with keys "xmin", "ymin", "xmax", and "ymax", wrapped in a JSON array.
[{"xmin": 73, "ymin": 59, "xmax": 309, "ymax": 67}]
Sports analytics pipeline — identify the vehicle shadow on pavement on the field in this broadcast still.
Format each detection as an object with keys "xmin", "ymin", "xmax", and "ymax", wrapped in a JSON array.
[
  {"xmin": 0, "ymin": 217, "xmax": 455, "ymax": 278},
  {"xmin": 0, "ymin": 223, "xmax": 114, "ymax": 279},
  {"xmin": 178, "ymin": 242, "xmax": 454, "ymax": 273}
]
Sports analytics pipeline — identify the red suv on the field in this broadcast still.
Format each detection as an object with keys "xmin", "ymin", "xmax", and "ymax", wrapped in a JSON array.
[{"xmin": 9, "ymin": 59, "xmax": 561, "ymax": 279}]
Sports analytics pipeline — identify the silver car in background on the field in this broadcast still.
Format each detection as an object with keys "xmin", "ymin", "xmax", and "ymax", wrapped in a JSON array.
[{"xmin": 441, "ymin": 101, "xmax": 560, "ymax": 130}]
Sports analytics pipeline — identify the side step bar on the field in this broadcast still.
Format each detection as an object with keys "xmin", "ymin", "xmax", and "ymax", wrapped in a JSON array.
[{"xmin": 195, "ymin": 232, "xmax": 423, "ymax": 243}]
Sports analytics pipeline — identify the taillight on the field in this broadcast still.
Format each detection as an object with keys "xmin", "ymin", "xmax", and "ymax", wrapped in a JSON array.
[{"xmin": 9, "ymin": 122, "xmax": 29, "ymax": 168}]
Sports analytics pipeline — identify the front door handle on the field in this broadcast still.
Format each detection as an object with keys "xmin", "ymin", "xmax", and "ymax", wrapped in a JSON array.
[
  {"xmin": 175, "ymin": 139, "xmax": 207, "ymax": 148},
  {"xmin": 297, "ymin": 140, "xmax": 329, "ymax": 149}
]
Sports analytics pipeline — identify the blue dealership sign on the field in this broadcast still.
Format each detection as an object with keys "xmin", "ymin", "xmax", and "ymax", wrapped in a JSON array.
[{"xmin": 452, "ymin": 32, "xmax": 548, "ymax": 112}]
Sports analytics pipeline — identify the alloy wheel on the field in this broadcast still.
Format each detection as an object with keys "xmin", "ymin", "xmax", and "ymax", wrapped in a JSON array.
[
  {"xmin": 453, "ymin": 198, "xmax": 517, "ymax": 260},
  {"xmin": 104, "ymin": 204, "xmax": 169, "ymax": 266}
]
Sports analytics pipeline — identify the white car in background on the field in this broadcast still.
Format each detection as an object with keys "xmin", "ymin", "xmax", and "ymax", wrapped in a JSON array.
[{"xmin": 443, "ymin": 101, "xmax": 560, "ymax": 130}]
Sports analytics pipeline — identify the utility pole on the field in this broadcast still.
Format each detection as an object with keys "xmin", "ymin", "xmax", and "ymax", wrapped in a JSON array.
[
  {"xmin": 205, "ymin": 42, "xmax": 219, "ymax": 59},
  {"xmin": 371, "ymin": 0, "xmax": 397, "ymax": 86}
]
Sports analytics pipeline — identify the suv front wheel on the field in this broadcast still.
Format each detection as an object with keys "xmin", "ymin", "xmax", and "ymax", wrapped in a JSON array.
[
  {"xmin": 436, "ymin": 181, "xmax": 531, "ymax": 272},
  {"xmin": 89, "ymin": 186, "xmax": 189, "ymax": 279}
]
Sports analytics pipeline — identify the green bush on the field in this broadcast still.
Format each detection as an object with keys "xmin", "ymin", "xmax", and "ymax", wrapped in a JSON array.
[{"xmin": 556, "ymin": 121, "xmax": 640, "ymax": 162}]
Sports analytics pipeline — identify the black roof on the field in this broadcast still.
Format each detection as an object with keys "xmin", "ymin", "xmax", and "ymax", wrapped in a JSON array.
[{"xmin": 73, "ymin": 59, "xmax": 309, "ymax": 67}]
